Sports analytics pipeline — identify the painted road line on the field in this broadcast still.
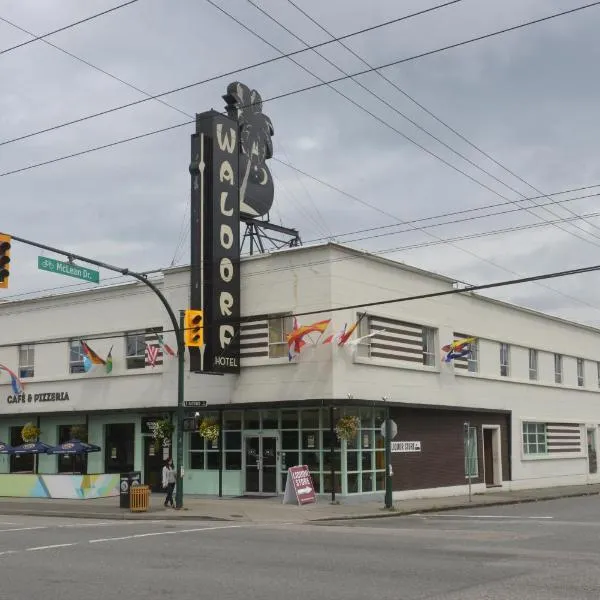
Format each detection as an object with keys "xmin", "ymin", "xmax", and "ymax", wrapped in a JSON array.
[
  {"xmin": 26, "ymin": 543, "xmax": 77, "ymax": 551},
  {"xmin": 88, "ymin": 524, "xmax": 243, "ymax": 544},
  {"xmin": 413, "ymin": 514, "xmax": 554, "ymax": 520},
  {"xmin": 0, "ymin": 550, "xmax": 18, "ymax": 557},
  {"xmin": 0, "ymin": 526, "xmax": 48, "ymax": 533}
]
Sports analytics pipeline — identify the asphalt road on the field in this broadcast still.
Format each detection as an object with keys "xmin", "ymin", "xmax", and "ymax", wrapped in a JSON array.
[{"xmin": 1, "ymin": 496, "xmax": 600, "ymax": 599}]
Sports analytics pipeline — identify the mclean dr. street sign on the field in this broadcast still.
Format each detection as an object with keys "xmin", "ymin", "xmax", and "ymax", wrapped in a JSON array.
[{"xmin": 38, "ymin": 256, "xmax": 100, "ymax": 284}]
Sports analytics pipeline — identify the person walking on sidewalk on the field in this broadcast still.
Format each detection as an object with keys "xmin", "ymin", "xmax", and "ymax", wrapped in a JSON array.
[{"xmin": 162, "ymin": 457, "xmax": 176, "ymax": 508}]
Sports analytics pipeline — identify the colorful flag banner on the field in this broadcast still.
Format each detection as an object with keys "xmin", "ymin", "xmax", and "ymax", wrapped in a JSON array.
[
  {"xmin": 286, "ymin": 318, "xmax": 331, "ymax": 361},
  {"xmin": 156, "ymin": 332, "xmax": 176, "ymax": 357},
  {"xmin": 106, "ymin": 346, "xmax": 114, "ymax": 374},
  {"xmin": 80, "ymin": 341, "xmax": 106, "ymax": 373},
  {"xmin": 442, "ymin": 337, "xmax": 476, "ymax": 363},
  {"xmin": 346, "ymin": 330, "xmax": 386, "ymax": 347},
  {"xmin": 0, "ymin": 363, "xmax": 24, "ymax": 394}
]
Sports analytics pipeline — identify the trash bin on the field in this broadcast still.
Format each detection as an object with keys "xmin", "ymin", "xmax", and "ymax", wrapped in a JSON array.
[
  {"xmin": 119, "ymin": 471, "xmax": 141, "ymax": 509},
  {"xmin": 130, "ymin": 485, "xmax": 150, "ymax": 513}
]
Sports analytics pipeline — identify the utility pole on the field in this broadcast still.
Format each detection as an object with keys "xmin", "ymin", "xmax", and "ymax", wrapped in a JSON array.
[
  {"xmin": 384, "ymin": 407, "xmax": 393, "ymax": 509},
  {"xmin": 1, "ymin": 232, "xmax": 187, "ymax": 507}
]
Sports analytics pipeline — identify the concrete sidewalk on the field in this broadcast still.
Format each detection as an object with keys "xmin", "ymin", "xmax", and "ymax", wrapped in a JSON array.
[{"xmin": 0, "ymin": 483, "xmax": 599, "ymax": 523}]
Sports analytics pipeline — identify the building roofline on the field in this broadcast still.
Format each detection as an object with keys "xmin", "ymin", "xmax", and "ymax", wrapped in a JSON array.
[{"xmin": 3, "ymin": 242, "xmax": 600, "ymax": 336}]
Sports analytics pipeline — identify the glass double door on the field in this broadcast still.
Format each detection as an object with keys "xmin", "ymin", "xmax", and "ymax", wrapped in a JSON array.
[{"xmin": 245, "ymin": 435, "xmax": 278, "ymax": 495}]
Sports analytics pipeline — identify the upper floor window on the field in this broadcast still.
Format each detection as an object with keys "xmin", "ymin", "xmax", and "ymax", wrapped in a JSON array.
[
  {"xmin": 69, "ymin": 340, "xmax": 85, "ymax": 374},
  {"xmin": 126, "ymin": 331, "xmax": 146, "ymax": 369},
  {"xmin": 451, "ymin": 332, "xmax": 477, "ymax": 373},
  {"xmin": 528, "ymin": 348, "xmax": 538, "ymax": 381},
  {"xmin": 467, "ymin": 340, "xmax": 478, "ymax": 373},
  {"xmin": 577, "ymin": 358, "xmax": 585, "ymax": 387},
  {"xmin": 359, "ymin": 314, "xmax": 436, "ymax": 367},
  {"xmin": 422, "ymin": 327, "xmax": 436, "ymax": 367},
  {"xmin": 554, "ymin": 353, "xmax": 563, "ymax": 384},
  {"xmin": 500, "ymin": 343, "xmax": 510, "ymax": 377},
  {"xmin": 18, "ymin": 344, "xmax": 35, "ymax": 378},
  {"xmin": 268, "ymin": 315, "xmax": 293, "ymax": 359}
]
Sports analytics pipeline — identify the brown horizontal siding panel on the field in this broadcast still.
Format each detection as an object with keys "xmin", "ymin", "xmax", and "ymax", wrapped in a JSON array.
[
  {"xmin": 240, "ymin": 351, "xmax": 269, "ymax": 359},
  {"xmin": 370, "ymin": 326, "xmax": 423, "ymax": 340},
  {"xmin": 454, "ymin": 362, "xmax": 468, "ymax": 370},
  {"xmin": 371, "ymin": 342, "xmax": 422, "ymax": 355},
  {"xmin": 547, "ymin": 435, "xmax": 581, "ymax": 442},
  {"xmin": 548, "ymin": 441, "xmax": 582, "ymax": 446},
  {"xmin": 548, "ymin": 423, "xmax": 582, "ymax": 428},
  {"xmin": 371, "ymin": 351, "xmax": 423, "ymax": 363},
  {"xmin": 239, "ymin": 341, "xmax": 268, "ymax": 350},
  {"xmin": 548, "ymin": 447, "xmax": 581, "ymax": 453},
  {"xmin": 547, "ymin": 429, "xmax": 581, "ymax": 436},
  {"xmin": 369, "ymin": 315, "xmax": 424, "ymax": 329},
  {"xmin": 240, "ymin": 333, "xmax": 269, "ymax": 342},
  {"xmin": 374, "ymin": 335, "xmax": 423, "ymax": 348},
  {"xmin": 388, "ymin": 407, "xmax": 511, "ymax": 492}
]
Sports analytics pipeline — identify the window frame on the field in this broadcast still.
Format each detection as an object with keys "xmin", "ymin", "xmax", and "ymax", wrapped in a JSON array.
[
  {"xmin": 577, "ymin": 358, "xmax": 585, "ymax": 387},
  {"xmin": 125, "ymin": 330, "xmax": 146, "ymax": 370},
  {"xmin": 467, "ymin": 339, "xmax": 478, "ymax": 373},
  {"xmin": 18, "ymin": 344, "xmax": 35, "ymax": 379},
  {"xmin": 499, "ymin": 343, "xmax": 510, "ymax": 377},
  {"xmin": 268, "ymin": 315, "xmax": 293, "ymax": 359},
  {"xmin": 522, "ymin": 422, "xmax": 547, "ymax": 456},
  {"xmin": 528, "ymin": 348, "xmax": 538, "ymax": 381},
  {"xmin": 69, "ymin": 340, "xmax": 86, "ymax": 374},
  {"xmin": 421, "ymin": 327, "xmax": 436, "ymax": 367},
  {"xmin": 554, "ymin": 353, "xmax": 563, "ymax": 384}
]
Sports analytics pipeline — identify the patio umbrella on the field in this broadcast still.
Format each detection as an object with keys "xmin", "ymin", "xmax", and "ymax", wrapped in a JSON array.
[
  {"xmin": 0, "ymin": 441, "xmax": 14, "ymax": 454},
  {"xmin": 46, "ymin": 439, "xmax": 101, "ymax": 455},
  {"xmin": 11, "ymin": 441, "xmax": 53, "ymax": 454}
]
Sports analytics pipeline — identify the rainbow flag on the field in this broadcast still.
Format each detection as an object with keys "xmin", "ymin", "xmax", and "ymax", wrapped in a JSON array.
[
  {"xmin": 80, "ymin": 340, "xmax": 106, "ymax": 372},
  {"xmin": 0, "ymin": 363, "xmax": 24, "ymax": 394},
  {"xmin": 286, "ymin": 318, "xmax": 331, "ymax": 361}
]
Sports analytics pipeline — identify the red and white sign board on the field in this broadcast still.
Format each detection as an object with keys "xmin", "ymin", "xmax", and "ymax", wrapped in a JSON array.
[{"xmin": 282, "ymin": 465, "xmax": 317, "ymax": 505}]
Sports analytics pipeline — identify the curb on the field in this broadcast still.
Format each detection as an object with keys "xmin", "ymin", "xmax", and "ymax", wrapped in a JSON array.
[
  {"xmin": 0, "ymin": 508, "xmax": 234, "ymax": 521},
  {"xmin": 308, "ymin": 489, "xmax": 600, "ymax": 523}
]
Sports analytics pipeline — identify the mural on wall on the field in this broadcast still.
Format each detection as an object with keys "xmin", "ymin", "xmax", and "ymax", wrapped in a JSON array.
[{"xmin": 0, "ymin": 473, "xmax": 119, "ymax": 499}]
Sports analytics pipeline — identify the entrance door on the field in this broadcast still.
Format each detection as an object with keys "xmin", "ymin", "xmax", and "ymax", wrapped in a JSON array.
[
  {"xmin": 245, "ymin": 435, "xmax": 278, "ymax": 495},
  {"xmin": 587, "ymin": 428, "xmax": 597, "ymax": 474},
  {"xmin": 104, "ymin": 423, "xmax": 135, "ymax": 474},
  {"xmin": 483, "ymin": 429, "xmax": 494, "ymax": 485},
  {"xmin": 144, "ymin": 437, "xmax": 166, "ymax": 492}
]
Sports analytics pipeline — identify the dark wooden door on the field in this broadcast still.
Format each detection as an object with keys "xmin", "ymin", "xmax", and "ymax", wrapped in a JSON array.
[{"xmin": 483, "ymin": 429, "xmax": 494, "ymax": 485}]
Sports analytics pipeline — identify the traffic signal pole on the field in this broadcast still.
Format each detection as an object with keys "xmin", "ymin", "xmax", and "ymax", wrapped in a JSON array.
[{"xmin": 0, "ymin": 232, "xmax": 187, "ymax": 507}]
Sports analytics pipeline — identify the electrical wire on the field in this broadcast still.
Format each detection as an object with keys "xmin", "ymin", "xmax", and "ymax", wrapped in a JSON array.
[
  {"xmin": 282, "ymin": 0, "xmax": 600, "ymax": 242},
  {"xmin": 0, "ymin": 0, "xmax": 141, "ymax": 56},
  {"xmin": 2, "ymin": 256, "xmax": 600, "ymax": 349},
  {"xmin": 1, "ymin": 0, "xmax": 594, "ymax": 150}
]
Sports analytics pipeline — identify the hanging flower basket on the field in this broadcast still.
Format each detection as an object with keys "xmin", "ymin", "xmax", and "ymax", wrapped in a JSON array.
[
  {"xmin": 152, "ymin": 418, "xmax": 174, "ymax": 451},
  {"xmin": 198, "ymin": 418, "xmax": 220, "ymax": 443},
  {"xmin": 21, "ymin": 422, "xmax": 40, "ymax": 443},
  {"xmin": 335, "ymin": 415, "xmax": 360, "ymax": 442}
]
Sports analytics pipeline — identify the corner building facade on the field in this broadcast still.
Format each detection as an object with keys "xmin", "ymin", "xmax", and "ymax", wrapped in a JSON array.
[{"xmin": 0, "ymin": 243, "xmax": 599, "ymax": 500}]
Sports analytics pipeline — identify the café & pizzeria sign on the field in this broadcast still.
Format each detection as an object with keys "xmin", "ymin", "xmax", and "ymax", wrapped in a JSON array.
[{"xmin": 6, "ymin": 391, "xmax": 70, "ymax": 405}]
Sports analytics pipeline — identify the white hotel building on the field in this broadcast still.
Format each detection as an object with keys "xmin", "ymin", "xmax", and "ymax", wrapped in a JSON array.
[{"xmin": 0, "ymin": 242, "xmax": 598, "ymax": 500}]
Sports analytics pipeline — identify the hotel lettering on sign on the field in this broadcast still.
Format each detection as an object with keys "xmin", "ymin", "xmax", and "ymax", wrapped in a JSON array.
[{"xmin": 189, "ymin": 110, "xmax": 241, "ymax": 374}]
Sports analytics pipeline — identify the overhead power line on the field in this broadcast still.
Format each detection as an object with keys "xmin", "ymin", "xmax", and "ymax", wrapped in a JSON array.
[
  {"xmin": 2, "ymin": 257, "xmax": 600, "ymax": 348},
  {"xmin": 0, "ymin": 0, "xmax": 141, "ymax": 56},
  {"xmin": 1, "ymin": 0, "xmax": 596, "ymax": 150},
  {"xmin": 281, "ymin": 0, "xmax": 600, "ymax": 243}
]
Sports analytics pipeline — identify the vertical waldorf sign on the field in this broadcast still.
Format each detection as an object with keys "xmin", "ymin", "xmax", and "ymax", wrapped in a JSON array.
[{"xmin": 189, "ymin": 110, "xmax": 241, "ymax": 374}]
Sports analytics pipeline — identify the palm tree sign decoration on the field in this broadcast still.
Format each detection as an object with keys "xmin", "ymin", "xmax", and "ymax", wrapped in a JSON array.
[{"xmin": 223, "ymin": 82, "xmax": 275, "ymax": 219}]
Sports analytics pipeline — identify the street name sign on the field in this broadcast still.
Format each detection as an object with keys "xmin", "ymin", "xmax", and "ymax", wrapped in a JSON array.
[{"xmin": 38, "ymin": 257, "xmax": 100, "ymax": 284}]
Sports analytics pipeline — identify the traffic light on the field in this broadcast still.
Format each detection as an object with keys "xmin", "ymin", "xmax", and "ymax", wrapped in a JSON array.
[
  {"xmin": 184, "ymin": 309, "xmax": 204, "ymax": 347},
  {"xmin": 0, "ymin": 234, "xmax": 11, "ymax": 289}
]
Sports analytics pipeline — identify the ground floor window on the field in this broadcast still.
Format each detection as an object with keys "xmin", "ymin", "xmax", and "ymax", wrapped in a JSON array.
[
  {"xmin": 57, "ymin": 424, "xmax": 87, "ymax": 474},
  {"xmin": 104, "ymin": 423, "xmax": 135, "ymax": 473},
  {"xmin": 464, "ymin": 426, "xmax": 478, "ymax": 478},
  {"xmin": 185, "ymin": 406, "xmax": 386, "ymax": 495},
  {"xmin": 523, "ymin": 422, "xmax": 547, "ymax": 455},
  {"xmin": 10, "ymin": 425, "xmax": 34, "ymax": 473}
]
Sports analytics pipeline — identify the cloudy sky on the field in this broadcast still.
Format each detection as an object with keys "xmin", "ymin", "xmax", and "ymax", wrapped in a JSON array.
[{"xmin": 1, "ymin": 0, "xmax": 600, "ymax": 324}]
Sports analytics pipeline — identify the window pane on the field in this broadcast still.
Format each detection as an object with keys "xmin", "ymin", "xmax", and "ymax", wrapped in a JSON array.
[
  {"xmin": 348, "ymin": 473, "xmax": 360, "ymax": 493},
  {"xmin": 322, "ymin": 430, "xmax": 341, "ymax": 449},
  {"xmin": 282, "ymin": 431, "xmax": 299, "ymax": 450},
  {"xmin": 206, "ymin": 452, "xmax": 219, "ymax": 470},
  {"xmin": 302, "ymin": 451, "xmax": 320, "ymax": 472},
  {"xmin": 281, "ymin": 451, "xmax": 299, "ymax": 470},
  {"xmin": 347, "ymin": 451, "xmax": 359, "ymax": 471},
  {"xmin": 301, "ymin": 410, "xmax": 319, "ymax": 429},
  {"xmin": 361, "ymin": 472, "xmax": 374, "ymax": 493},
  {"xmin": 189, "ymin": 453, "xmax": 204, "ymax": 469},
  {"xmin": 225, "ymin": 432, "xmax": 241, "ymax": 451},
  {"xmin": 281, "ymin": 410, "xmax": 299, "ymax": 429},
  {"xmin": 223, "ymin": 411, "xmax": 242, "ymax": 430},
  {"xmin": 225, "ymin": 452, "xmax": 241, "ymax": 470},
  {"xmin": 245, "ymin": 411, "xmax": 260, "ymax": 429},
  {"xmin": 302, "ymin": 431, "xmax": 319, "ymax": 450},
  {"xmin": 262, "ymin": 410, "xmax": 278, "ymax": 429},
  {"xmin": 190, "ymin": 434, "xmax": 204, "ymax": 451},
  {"xmin": 375, "ymin": 472, "xmax": 386, "ymax": 491},
  {"xmin": 362, "ymin": 451, "xmax": 374, "ymax": 470}
]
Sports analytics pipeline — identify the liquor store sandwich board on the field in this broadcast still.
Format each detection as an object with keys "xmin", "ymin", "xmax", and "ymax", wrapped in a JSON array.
[{"xmin": 282, "ymin": 465, "xmax": 316, "ymax": 506}]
